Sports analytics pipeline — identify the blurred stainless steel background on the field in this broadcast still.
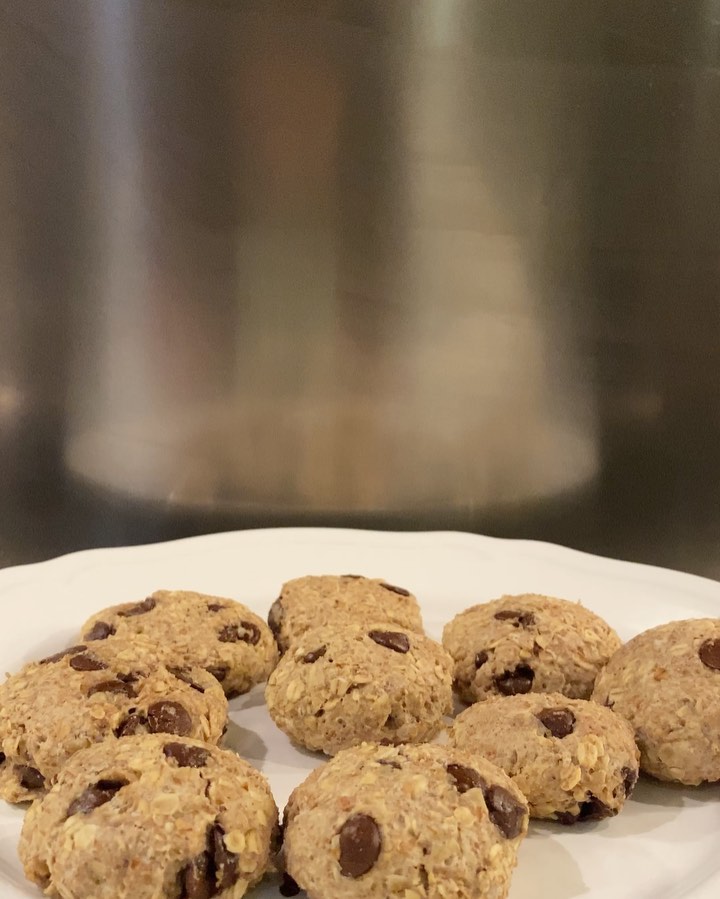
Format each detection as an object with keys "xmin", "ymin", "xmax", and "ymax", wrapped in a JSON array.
[{"xmin": 1, "ymin": 0, "xmax": 719, "ymax": 576}]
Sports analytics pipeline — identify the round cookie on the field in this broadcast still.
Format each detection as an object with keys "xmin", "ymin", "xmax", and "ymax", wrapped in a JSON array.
[
  {"xmin": 79, "ymin": 590, "xmax": 278, "ymax": 698},
  {"xmin": 19, "ymin": 734, "xmax": 277, "ymax": 899},
  {"xmin": 267, "ymin": 575, "xmax": 424, "ymax": 653},
  {"xmin": 592, "ymin": 618, "xmax": 720, "ymax": 784},
  {"xmin": 282, "ymin": 741, "xmax": 529, "ymax": 899},
  {"xmin": 443, "ymin": 594, "xmax": 621, "ymax": 704},
  {"xmin": 0, "ymin": 637, "xmax": 227, "ymax": 803},
  {"xmin": 449, "ymin": 693, "xmax": 639, "ymax": 824},
  {"xmin": 265, "ymin": 622, "xmax": 453, "ymax": 754}
]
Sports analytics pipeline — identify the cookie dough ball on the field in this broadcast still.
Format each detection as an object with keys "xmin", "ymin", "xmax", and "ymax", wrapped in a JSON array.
[
  {"xmin": 265, "ymin": 622, "xmax": 453, "ymax": 754},
  {"xmin": 592, "ymin": 618, "xmax": 720, "ymax": 785},
  {"xmin": 0, "ymin": 637, "xmax": 227, "ymax": 803},
  {"xmin": 19, "ymin": 734, "xmax": 277, "ymax": 899},
  {"xmin": 79, "ymin": 590, "xmax": 278, "ymax": 698},
  {"xmin": 450, "ymin": 693, "xmax": 639, "ymax": 824},
  {"xmin": 267, "ymin": 575, "xmax": 424, "ymax": 653},
  {"xmin": 443, "ymin": 594, "xmax": 620, "ymax": 704},
  {"xmin": 282, "ymin": 742, "xmax": 529, "ymax": 899}
]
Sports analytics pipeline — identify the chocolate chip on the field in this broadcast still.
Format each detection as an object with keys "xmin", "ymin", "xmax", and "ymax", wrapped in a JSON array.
[
  {"xmin": 163, "ymin": 743, "xmax": 209, "ymax": 768},
  {"xmin": 484, "ymin": 785, "xmax": 526, "ymax": 839},
  {"xmin": 218, "ymin": 622, "xmax": 261, "ymax": 645},
  {"xmin": 302, "ymin": 646, "xmax": 327, "ymax": 664},
  {"xmin": 39, "ymin": 645, "xmax": 88, "ymax": 665},
  {"xmin": 447, "ymin": 763, "xmax": 484, "ymax": 794},
  {"xmin": 179, "ymin": 822, "xmax": 239, "ymax": 899},
  {"xmin": 602, "ymin": 696, "xmax": 615, "ymax": 710},
  {"xmin": 168, "ymin": 668, "xmax": 206, "ymax": 693},
  {"xmin": 180, "ymin": 850, "xmax": 212, "ymax": 899},
  {"xmin": 87, "ymin": 679, "xmax": 136, "ymax": 698},
  {"xmin": 537, "ymin": 708, "xmax": 576, "ymax": 739},
  {"xmin": 699, "ymin": 638, "xmax": 720, "ymax": 670},
  {"xmin": 69, "ymin": 654, "xmax": 108, "ymax": 672},
  {"xmin": 268, "ymin": 598, "xmax": 283, "ymax": 638},
  {"xmin": 85, "ymin": 621, "xmax": 115, "ymax": 641},
  {"xmin": 212, "ymin": 823, "xmax": 239, "ymax": 891},
  {"xmin": 67, "ymin": 779, "xmax": 128, "ymax": 817},
  {"xmin": 147, "ymin": 701, "xmax": 192, "ymax": 736},
  {"xmin": 494, "ymin": 610, "xmax": 535, "ymax": 627},
  {"xmin": 15, "ymin": 765, "xmax": 45, "ymax": 790},
  {"xmin": 207, "ymin": 603, "xmax": 225, "ymax": 612},
  {"xmin": 368, "ymin": 630, "xmax": 410, "ymax": 654},
  {"xmin": 118, "ymin": 596, "xmax": 156, "ymax": 617},
  {"xmin": 494, "ymin": 664, "xmax": 534, "ymax": 695},
  {"xmin": 556, "ymin": 794, "xmax": 615, "ymax": 825},
  {"xmin": 378, "ymin": 759, "xmax": 401, "ymax": 770},
  {"xmin": 0, "ymin": 753, "xmax": 5, "ymax": 765},
  {"xmin": 206, "ymin": 665, "xmax": 228, "ymax": 682},
  {"xmin": 342, "ymin": 574, "xmax": 362, "ymax": 579},
  {"xmin": 475, "ymin": 651, "xmax": 489, "ymax": 669},
  {"xmin": 115, "ymin": 713, "xmax": 146, "ymax": 737},
  {"xmin": 279, "ymin": 873, "xmax": 301, "ymax": 897},
  {"xmin": 338, "ymin": 813, "xmax": 382, "ymax": 878},
  {"xmin": 621, "ymin": 767, "xmax": 638, "ymax": 797},
  {"xmin": 380, "ymin": 582, "xmax": 410, "ymax": 597}
]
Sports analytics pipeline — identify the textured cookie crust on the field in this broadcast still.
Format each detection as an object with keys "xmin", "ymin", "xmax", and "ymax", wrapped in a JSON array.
[
  {"xmin": 283, "ymin": 741, "xmax": 529, "ymax": 899},
  {"xmin": 79, "ymin": 590, "xmax": 278, "ymax": 698},
  {"xmin": 267, "ymin": 575, "xmax": 424, "ymax": 653},
  {"xmin": 450, "ymin": 692, "xmax": 639, "ymax": 823},
  {"xmin": 443, "ymin": 594, "xmax": 621, "ymax": 704},
  {"xmin": 19, "ymin": 734, "xmax": 277, "ymax": 899},
  {"xmin": 592, "ymin": 618, "xmax": 720, "ymax": 784},
  {"xmin": 0, "ymin": 637, "xmax": 227, "ymax": 803},
  {"xmin": 265, "ymin": 622, "xmax": 453, "ymax": 755}
]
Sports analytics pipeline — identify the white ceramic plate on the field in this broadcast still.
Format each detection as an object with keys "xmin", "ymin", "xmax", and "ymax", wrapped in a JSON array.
[{"xmin": 1, "ymin": 528, "xmax": 719, "ymax": 898}]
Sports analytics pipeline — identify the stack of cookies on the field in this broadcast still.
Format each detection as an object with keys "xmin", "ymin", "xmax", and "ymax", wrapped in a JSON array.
[
  {"xmin": 1, "ymin": 589, "xmax": 280, "ymax": 899},
  {"xmin": 3, "ymin": 573, "xmax": 719, "ymax": 899}
]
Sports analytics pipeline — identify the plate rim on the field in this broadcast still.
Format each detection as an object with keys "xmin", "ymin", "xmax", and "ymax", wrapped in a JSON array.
[{"xmin": 1, "ymin": 526, "xmax": 718, "ymax": 597}]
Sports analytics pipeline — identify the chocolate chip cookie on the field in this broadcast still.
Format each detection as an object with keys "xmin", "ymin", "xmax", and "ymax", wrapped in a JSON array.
[
  {"xmin": 449, "ymin": 692, "xmax": 639, "ymax": 824},
  {"xmin": 19, "ymin": 733, "xmax": 277, "ymax": 899},
  {"xmin": 281, "ymin": 741, "xmax": 529, "ymax": 899},
  {"xmin": 592, "ymin": 618, "xmax": 720, "ymax": 784},
  {"xmin": 267, "ymin": 575, "xmax": 424, "ymax": 653},
  {"xmin": 443, "ymin": 594, "xmax": 621, "ymax": 704},
  {"xmin": 265, "ymin": 622, "xmax": 453, "ymax": 754},
  {"xmin": 79, "ymin": 590, "xmax": 278, "ymax": 698},
  {"xmin": 0, "ymin": 637, "xmax": 227, "ymax": 803}
]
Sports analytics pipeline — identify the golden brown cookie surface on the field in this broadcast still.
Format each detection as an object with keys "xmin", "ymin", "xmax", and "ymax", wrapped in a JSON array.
[{"xmin": 80, "ymin": 590, "xmax": 278, "ymax": 698}]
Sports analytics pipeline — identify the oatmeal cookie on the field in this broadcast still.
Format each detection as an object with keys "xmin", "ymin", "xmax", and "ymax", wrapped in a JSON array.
[
  {"xmin": 592, "ymin": 618, "xmax": 720, "ymax": 784},
  {"xmin": 450, "ymin": 692, "xmax": 639, "ymax": 823},
  {"xmin": 267, "ymin": 575, "xmax": 423, "ymax": 653},
  {"xmin": 443, "ymin": 594, "xmax": 620, "ymax": 704},
  {"xmin": 19, "ymin": 734, "xmax": 277, "ymax": 899},
  {"xmin": 79, "ymin": 590, "xmax": 278, "ymax": 698},
  {"xmin": 282, "ymin": 741, "xmax": 529, "ymax": 899},
  {"xmin": 265, "ymin": 622, "xmax": 452, "ymax": 754}
]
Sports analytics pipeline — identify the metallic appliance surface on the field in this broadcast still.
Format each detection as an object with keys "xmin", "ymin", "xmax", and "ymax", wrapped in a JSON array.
[{"xmin": 1, "ymin": 1, "xmax": 719, "ymax": 577}]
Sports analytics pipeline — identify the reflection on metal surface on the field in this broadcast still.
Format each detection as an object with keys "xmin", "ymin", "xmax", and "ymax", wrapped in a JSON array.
[{"xmin": 1, "ymin": 2, "xmax": 720, "ymax": 576}]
